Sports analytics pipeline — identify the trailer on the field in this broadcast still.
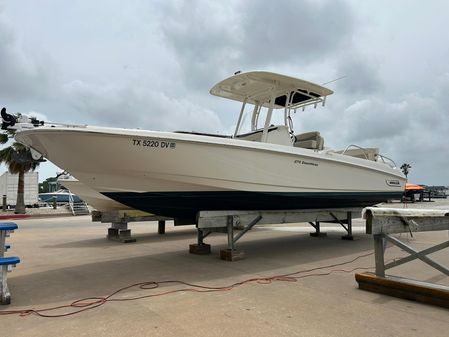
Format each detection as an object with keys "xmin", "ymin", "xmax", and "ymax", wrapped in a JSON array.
[{"xmin": 0, "ymin": 172, "xmax": 39, "ymax": 207}]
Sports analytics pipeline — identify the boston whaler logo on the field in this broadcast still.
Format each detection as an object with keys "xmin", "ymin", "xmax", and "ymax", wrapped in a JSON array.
[
  {"xmin": 386, "ymin": 179, "xmax": 401, "ymax": 187},
  {"xmin": 294, "ymin": 159, "xmax": 318, "ymax": 167}
]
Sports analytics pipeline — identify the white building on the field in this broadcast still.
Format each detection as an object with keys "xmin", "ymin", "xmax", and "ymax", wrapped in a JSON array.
[{"xmin": 0, "ymin": 171, "xmax": 39, "ymax": 206}]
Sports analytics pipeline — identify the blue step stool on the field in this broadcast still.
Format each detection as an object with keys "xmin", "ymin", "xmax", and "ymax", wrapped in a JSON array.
[
  {"xmin": 0, "ymin": 222, "xmax": 18, "ymax": 231},
  {"xmin": 1, "ymin": 222, "xmax": 17, "ymax": 256},
  {"xmin": 0, "ymin": 256, "xmax": 20, "ymax": 266},
  {"xmin": 0, "ymin": 222, "xmax": 20, "ymax": 305},
  {"xmin": 0, "ymin": 222, "xmax": 18, "ymax": 242},
  {"xmin": 0, "ymin": 256, "xmax": 20, "ymax": 305}
]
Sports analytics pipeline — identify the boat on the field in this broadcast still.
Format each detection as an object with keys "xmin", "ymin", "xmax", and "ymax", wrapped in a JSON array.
[
  {"xmin": 57, "ymin": 173, "xmax": 131, "ymax": 211},
  {"xmin": 39, "ymin": 189, "xmax": 83, "ymax": 204},
  {"xmin": 405, "ymin": 183, "xmax": 424, "ymax": 191},
  {"xmin": 5, "ymin": 71, "xmax": 406, "ymax": 223}
]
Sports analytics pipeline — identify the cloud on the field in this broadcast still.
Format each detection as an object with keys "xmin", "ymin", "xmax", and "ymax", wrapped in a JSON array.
[
  {"xmin": 239, "ymin": 0, "xmax": 353, "ymax": 66},
  {"xmin": 63, "ymin": 80, "xmax": 222, "ymax": 132},
  {"xmin": 335, "ymin": 54, "xmax": 381, "ymax": 94},
  {"xmin": 26, "ymin": 110, "xmax": 49, "ymax": 122},
  {"xmin": 159, "ymin": 1, "xmax": 242, "ymax": 89},
  {"xmin": 434, "ymin": 72, "xmax": 449, "ymax": 108},
  {"xmin": 341, "ymin": 98, "xmax": 409, "ymax": 142},
  {"xmin": 0, "ymin": 11, "xmax": 58, "ymax": 102},
  {"xmin": 342, "ymin": 88, "xmax": 449, "ymax": 146},
  {"xmin": 160, "ymin": 0, "xmax": 354, "ymax": 88}
]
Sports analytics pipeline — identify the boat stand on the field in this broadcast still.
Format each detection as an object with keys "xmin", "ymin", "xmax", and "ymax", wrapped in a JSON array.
[
  {"xmin": 356, "ymin": 207, "xmax": 449, "ymax": 308},
  {"xmin": 309, "ymin": 211, "xmax": 354, "ymax": 239},
  {"xmin": 190, "ymin": 208, "xmax": 362, "ymax": 261},
  {"xmin": 92, "ymin": 210, "xmax": 171, "ymax": 243},
  {"xmin": 189, "ymin": 229, "xmax": 212, "ymax": 255},
  {"xmin": 107, "ymin": 221, "xmax": 136, "ymax": 243},
  {"xmin": 332, "ymin": 211, "xmax": 354, "ymax": 240},
  {"xmin": 308, "ymin": 221, "xmax": 327, "ymax": 237}
]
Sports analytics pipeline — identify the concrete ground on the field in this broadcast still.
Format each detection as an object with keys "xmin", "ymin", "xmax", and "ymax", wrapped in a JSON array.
[{"xmin": 1, "ymin": 200, "xmax": 449, "ymax": 336}]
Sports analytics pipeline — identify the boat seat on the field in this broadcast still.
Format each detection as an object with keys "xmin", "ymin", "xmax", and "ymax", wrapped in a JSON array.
[
  {"xmin": 236, "ymin": 125, "xmax": 279, "ymax": 142},
  {"xmin": 294, "ymin": 131, "xmax": 324, "ymax": 150},
  {"xmin": 336, "ymin": 147, "xmax": 379, "ymax": 161}
]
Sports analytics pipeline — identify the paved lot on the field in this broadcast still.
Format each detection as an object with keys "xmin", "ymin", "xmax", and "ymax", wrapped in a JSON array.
[{"xmin": 1, "ymin": 200, "xmax": 449, "ymax": 336}]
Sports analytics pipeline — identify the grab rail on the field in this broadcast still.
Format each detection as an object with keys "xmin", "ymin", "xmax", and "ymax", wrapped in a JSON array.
[
  {"xmin": 341, "ymin": 144, "xmax": 397, "ymax": 168},
  {"xmin": 378, "ymin": 154, "xmax": 397, "ymax": 168},
  {"xmin": 341, "ymin": 144, "xmax": 370, "ymax": 160}
]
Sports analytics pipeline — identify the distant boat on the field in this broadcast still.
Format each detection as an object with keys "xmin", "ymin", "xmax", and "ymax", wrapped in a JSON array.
[
  {"xmin": 405, "ymin": 183, "xmax": 424, "ymax": 191},
  {"xmin": 428, "ymin": 190, "xmax": 447, "ymax": 199},
  {"xmin": 39, "ymin": 189, "xmax": 83, "ymax": 204}
]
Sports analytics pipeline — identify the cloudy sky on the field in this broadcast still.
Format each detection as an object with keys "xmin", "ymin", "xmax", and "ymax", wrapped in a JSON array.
[{"xmin": 0, "ymin": 0, "xmax": 448, "ymax": 185}]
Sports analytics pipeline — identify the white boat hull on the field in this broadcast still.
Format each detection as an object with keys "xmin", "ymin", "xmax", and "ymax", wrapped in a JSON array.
[
  {"xmin": 16, "ymin": 126, "xmax": 406, "ymax": 221},
  {"xmin": 58, "ymin": 177, "xmax": 131, "ymax": 212}
]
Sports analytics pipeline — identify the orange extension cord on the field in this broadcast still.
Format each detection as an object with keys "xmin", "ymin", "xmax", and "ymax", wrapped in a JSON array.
[{"xmin": 0, "ymin": 251, "xmax": 376, "ymax": 318}]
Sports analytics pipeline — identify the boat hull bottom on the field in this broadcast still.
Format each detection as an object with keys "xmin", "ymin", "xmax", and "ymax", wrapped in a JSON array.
[{"xmin": 102, "ymin": 191, "xmax": 402, "ymax": 223}]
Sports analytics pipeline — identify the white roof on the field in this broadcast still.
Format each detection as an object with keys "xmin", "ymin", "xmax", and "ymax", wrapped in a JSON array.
[{"xmin": 210, "ymin": 71, "xmax": 333, "ymax": 109}]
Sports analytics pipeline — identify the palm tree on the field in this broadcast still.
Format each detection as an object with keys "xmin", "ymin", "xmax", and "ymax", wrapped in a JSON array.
[
  {"xmin": 0, "ymin": 132, "xmax": 39, "ymax": 214},
  {"xmin": 400, "ymin": 163, "xmax": 411, "ymax": 179}
]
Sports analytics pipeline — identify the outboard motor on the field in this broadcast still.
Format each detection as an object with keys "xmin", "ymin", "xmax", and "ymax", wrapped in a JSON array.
[
  {"xmin": 1, "ymin": 107, "xmax": 17, "ymax": 130},
  {"xmin": 1, "ymin": 107, "xmax": 45, "ymax": 130}
]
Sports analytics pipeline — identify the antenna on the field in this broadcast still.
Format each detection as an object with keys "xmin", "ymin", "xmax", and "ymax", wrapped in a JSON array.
[{"xmin": 321, "ymin": 75, "xmax": 347, "ymax": 86}]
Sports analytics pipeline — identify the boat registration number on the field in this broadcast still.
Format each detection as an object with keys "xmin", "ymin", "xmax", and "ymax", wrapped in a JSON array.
[{"xmin": 132, "ymin": 139, "xmax": 176, "ymax": 149}]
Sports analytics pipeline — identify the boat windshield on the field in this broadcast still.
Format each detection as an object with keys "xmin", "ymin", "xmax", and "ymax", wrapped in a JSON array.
[{"xmin": 235, "ymin": 103, "xmax": 286, "ymax": 135}]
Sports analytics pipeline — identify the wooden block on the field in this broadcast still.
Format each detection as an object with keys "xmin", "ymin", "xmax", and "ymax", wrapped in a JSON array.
[
  {"xmin": 355, "ymin": 272, "xmax": 449, "ymax": 308},
  {"xmin": 189, "ymin": 243, "xmax": 211, "ymax": 255},
  {"xmin": 220, "ymin": 249, "xmax": 245, "ymax": 261},
  {"xmin": 309, "ymin": 232, "xmax": 327, "ymax": 237}
]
